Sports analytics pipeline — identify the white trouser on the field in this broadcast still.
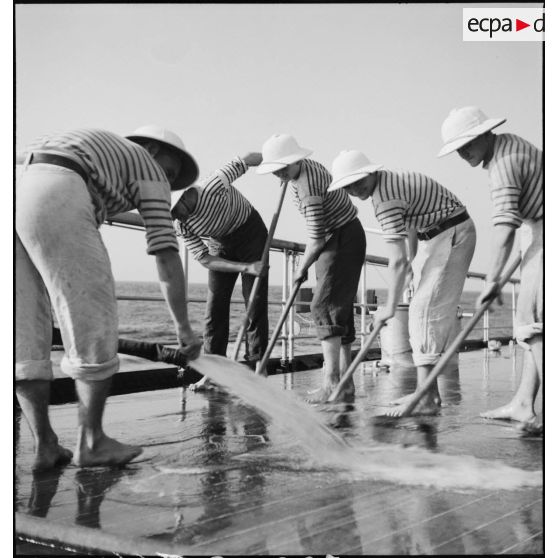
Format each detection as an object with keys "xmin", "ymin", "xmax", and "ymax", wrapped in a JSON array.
[
  {"xmin": 16, "ymin": 163, "xmax": 119, "ymax": 381},
  {"xmin": 409, "ymin": 218, "xmax": 476, "ymax": 366},
  {"xmin": 516, "ymin": 219, "xmax": 543, "ymax": 345}
]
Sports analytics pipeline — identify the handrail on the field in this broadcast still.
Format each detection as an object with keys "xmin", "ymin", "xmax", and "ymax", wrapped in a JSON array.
[
  {"xmin": 107, "ymin": 211, "xmax": 519, "ymax": 284},
  {"xmin": 107, "ymin": 211, "xmax": 517, "ymax": 353},
  {"xmin": 106, "ymin": 211, "xmax": 517, "ymax": 360}
]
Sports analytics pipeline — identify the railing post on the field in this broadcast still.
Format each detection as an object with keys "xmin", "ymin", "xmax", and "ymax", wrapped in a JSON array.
[
  {"xmin": 512, "ymin": 283, "xmax": 515, "ymax": 343},
  {"xmin": 288, "ymin": 251, "xmax": 297, "ymax": 364},
  {"xmin": 360, "ymin": 262, "xmax": 367, "ymax": 349},
  {"xmin": 483, "ymin": 279, "xmax": 490, "ymax": 343},
  {"xmin": 281, "ymin": 249, "xmax": 289, "ymax": 363}
]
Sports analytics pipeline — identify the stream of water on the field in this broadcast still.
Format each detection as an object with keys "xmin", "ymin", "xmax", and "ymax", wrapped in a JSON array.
[{"xmin": 190, "ymin": 355, "xmax": 542, "ymax": 491}]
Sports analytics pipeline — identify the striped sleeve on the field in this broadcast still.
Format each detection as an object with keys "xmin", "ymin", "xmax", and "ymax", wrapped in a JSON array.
[
  {"xmin": 488, "ymin": 153, "xmax": 525, "ymax": 228},
  {"xmin": 211, "ymin": 157, "xmax": 248, "ymax": 189},
  {"xmin": 374, "ymin": 198, "xmax": 408, "ymax": 241},
  {"xmin": 297, "ymin": 164, "xmax": 326, "ymax": 239},
  {"xmin": 136, "ymin": 180, "xmax": 179, "ymax": 254},
  {"xmin": 174, "ymin": 220, "xmax": 209, "ymax": 261}
]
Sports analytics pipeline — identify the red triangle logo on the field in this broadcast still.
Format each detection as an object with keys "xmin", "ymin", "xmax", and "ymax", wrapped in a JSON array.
[{"xmin": 516, "ymin": 19, "xmax": 530, "ymax": 31}]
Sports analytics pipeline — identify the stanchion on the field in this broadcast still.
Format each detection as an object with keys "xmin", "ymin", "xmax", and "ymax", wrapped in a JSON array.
[{"xmin": 255, "ymin": 278, "xmax": 304, "ymax": 376}]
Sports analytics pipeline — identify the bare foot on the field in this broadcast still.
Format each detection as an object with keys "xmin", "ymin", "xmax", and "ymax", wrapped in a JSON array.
[
  {"xmin": 188, "ymin": 376, "xmax": 218, "ymax": 392},
  {"xmin": 389, "ymin": 392, "xmax": 441, "ymax": 407},
  {"xmin": 305, "ymin": 387, "xmax": 332, "ymax": 404},
  {"xmin": 384, "ymin": 398, "xmax": 441, "ymax": 418},
  {"xmin": 33, "ymin": 441, "xmax": 73, "ymax": 472},
  {"xmin": 73, "ymin": 434, "xmax": 142, "ymax": 468},
  {"xmin": 480, "ymin": 402, "xmax": 535, "ymax": 423},
  {"xmin": 517, "ymin": 419, "xmax": 543, "ymax": 436},
  {"xmin": 306, "ymin": 384, "xmax": 355, "ymax": 404}
]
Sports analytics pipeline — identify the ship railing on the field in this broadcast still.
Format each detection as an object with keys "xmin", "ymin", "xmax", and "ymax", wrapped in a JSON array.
[{"xmin": 106, "ymin": 213, "xmax": 519, "ymax": 364}]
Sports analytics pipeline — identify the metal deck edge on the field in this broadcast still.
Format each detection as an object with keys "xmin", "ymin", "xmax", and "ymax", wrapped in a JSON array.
[{"xmin": 45, "ymin": 337, "xmax": 511, "ymax": 405}]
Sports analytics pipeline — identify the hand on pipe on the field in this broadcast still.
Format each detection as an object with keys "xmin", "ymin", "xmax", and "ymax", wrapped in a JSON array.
[{"xmin": 476, "ymin": 281, "xmax": 502, "ymax": 310}]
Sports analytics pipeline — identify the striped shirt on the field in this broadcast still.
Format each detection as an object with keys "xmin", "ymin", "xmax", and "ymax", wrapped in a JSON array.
[
  {"xmin": 174, "ymin": 157, "xmax": 253, "ymax": 260},
  {"xmin": 371, "ymin": 170, "xmax": 464, "ymax": 242},
  {"xmin": 25, "ymin": 128, "xmax": 177, "ymax": 255},
  {"xmin": 289, "ymin": 159, "xmax": 357, "ymax": 239},
  {"xmin": 483, "ymin": 133, "xmax": 543, "ymax": 228}
]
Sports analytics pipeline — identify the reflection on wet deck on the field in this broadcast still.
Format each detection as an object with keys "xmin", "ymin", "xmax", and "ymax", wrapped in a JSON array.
[{"xmin": 15, "ymin": 347, "xmax": 542, "ymax": 555}]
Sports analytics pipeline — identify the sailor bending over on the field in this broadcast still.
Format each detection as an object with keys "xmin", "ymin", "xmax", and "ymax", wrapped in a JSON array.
[
  {"xmin": 16, "ymin": 126, "xmax": 201, "ymax": 470},
  {"xmin": 328, "ymin": 150, "xmax": 476, "ymax": 415},
  {"xmin": 439, "ymin": 106, "xmax": 543, "ymax": 432}
]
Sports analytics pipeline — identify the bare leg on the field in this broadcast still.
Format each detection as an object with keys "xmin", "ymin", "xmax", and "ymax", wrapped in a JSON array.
[
  {"xmin": 339, "ymin": 343, "xmax": 355, "ymax": 397},
  {"xmin": 530, "ymin": 336, "xmax": 543, "ymax": 382},
  {"xmin": 72, "ymin": 378, "xmax": 142, "ymax": 467},
  {"xmin": 480, "ymin": 337, "xmax": 540, "ymax": 423},
  {"xmin": 307, "ymin": 336, "xmax": 353, "ymax": 403},
  {"xmin": 16, "ymin": 380, "xmax": 73, "ymax": 471},
  {"xmin": 389, "ymin": 365, "xmax": 442, "ymax": 408},
  {"xmin": 386, "ymin": 365, "xmax": 441, "ymax": 417}
]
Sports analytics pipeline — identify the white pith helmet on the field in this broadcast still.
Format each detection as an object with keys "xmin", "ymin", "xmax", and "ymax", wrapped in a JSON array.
[
  {"xmin": 328, "ymin": 150, "xmax": 383, "ymax": 191},
  {"xmin": 125, "ymin": 125, "xmax": 199, "ymax": 189},
  {"xmin": 438, "ymin": 107, "xmax": 506, "ymax": 157},
  {"xmin": 256, "ymin": 134, "xmax": 313, "ymax": 175}
]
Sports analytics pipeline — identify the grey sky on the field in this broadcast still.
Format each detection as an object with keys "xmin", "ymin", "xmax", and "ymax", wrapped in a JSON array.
[{"xmin": 15, "ymin": 3, "xmax": 543, "ymax": 286}]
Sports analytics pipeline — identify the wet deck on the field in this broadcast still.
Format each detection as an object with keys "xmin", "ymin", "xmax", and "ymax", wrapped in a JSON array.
[{"xmin": 15, "ymin": 347, "xmax": 543, "ymax": 556}]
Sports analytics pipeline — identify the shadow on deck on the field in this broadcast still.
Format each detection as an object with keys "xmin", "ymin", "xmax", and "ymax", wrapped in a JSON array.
[{"xmin": 15, "ymin": 347, "xmax": 542, "ymax": 556}]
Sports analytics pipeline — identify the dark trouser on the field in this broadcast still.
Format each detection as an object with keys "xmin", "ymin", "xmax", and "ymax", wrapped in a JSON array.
[
  {"xmin": 311, "ymin": 218, "xmax": 366, "ymax": 344},
  {"xmin": 204, "ymin": 210, "xmax": 269, "ymax": 361}
]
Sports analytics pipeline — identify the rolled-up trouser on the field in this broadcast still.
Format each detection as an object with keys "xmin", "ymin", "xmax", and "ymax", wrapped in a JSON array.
[
  {"xmin": 312, "ymin": 218, "xmax": 366, "ymax": 344},
  {"xmin": 16, "ymin": 163, "xmax": 119, "ymax": 382},
  {"xmin": 204, "ymin": 209, "xmax": 269, "ymax": 361},
  {"xmin": 409, "ymin": 217, "xmax": 476, "ymax": 366},
  {"xmin": 516, "ymin": 219, "xmax": 543, "ymax": 345}
]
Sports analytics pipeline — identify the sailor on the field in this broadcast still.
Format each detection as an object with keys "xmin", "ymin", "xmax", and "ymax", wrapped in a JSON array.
[
  {"xmin": 16, "ymin": 126, "xmax": 202, "ymax": 470},
  {"xmin": 439, "ymin": 106, "xmax": 543, "ymax": 431},
  {"xmin": 171, "ymin": 153, "xmax": 269, "ymax": 390},
  {"xmin": 257, "ymin": 135, "xmax": 366, "ymax": 403},
  {"xmin": 328, "ymin": 150, "xmax": 476, "ymax": 415}
]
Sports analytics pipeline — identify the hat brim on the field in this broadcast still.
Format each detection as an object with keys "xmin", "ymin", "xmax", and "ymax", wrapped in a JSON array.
[
  {"xmin": 126, "ymin": 134, "xmax": 199, "ymax": 190},
  {"xmin": 328, "ymin": 164, "xmax": 384, "ymax": 192},
  {"xmin": 170, "ymin": 185, "xmax": 198, "ymax": 211},
  {"xmin": 437, "ymin": 118, "xmax": 506, "ymax": 158},
  {"xmin": 170, "ymin": 189, "xmax": 186, "ymax": 212},
  {"xmin": 255, "ymin": 148, "xmax": 313, "ymax": 175}
]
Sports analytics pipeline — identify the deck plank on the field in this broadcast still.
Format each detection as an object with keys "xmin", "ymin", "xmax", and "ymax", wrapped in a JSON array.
[{"xmin": 16, "ymin": 347, "xmax": 543, "ymax": 555}]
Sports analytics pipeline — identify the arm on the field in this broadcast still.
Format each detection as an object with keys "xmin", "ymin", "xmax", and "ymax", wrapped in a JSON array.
[
  {"xmin": 198, "ymin": 254, "xmax": 265, "ymax": 276},
  {"xmin": 208, "ymin": 156, "xmax": 251, "ymax": 189},
  {"xmin": 404, "ymin": 228, "xmax": 418, "ymax": 296},
  {"xmin": 476, "ymin": 224, "xmax": 516, "ymax": 307},
  {"xmin": 406, "ymin": 228, "xmax": 418, "ymax": 262},
  {"xmin": 375, "ymin": 238, "xmax": 409, "ymax": 322},
  {"xmin": 154, "ymin": 248, "xmax": 201, "ymax": 358},
  {"xmin": 294, "ymin": 178, "xmax": 327, "ymax": 282},
  {"xmin": 293, "ymin": 237, "xmax": 327, "ymax": 283}
]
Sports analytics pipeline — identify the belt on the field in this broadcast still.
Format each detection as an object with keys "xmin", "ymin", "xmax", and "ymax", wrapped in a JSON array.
[
  {"xmin": 416, "ymin": 210, "xmax": 470, "ymax": 241},
  {"xmin": 28, "ymin": 152, "xmax": 89, "ymax": 184}
]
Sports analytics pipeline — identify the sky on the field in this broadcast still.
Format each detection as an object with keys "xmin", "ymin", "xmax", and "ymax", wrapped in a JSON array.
[{"xmin": 14, "ymin": 3, "xmax": 543, "ymax": 288}]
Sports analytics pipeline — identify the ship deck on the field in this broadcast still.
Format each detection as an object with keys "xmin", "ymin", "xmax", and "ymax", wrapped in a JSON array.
[{"xmin": 15, "ymin": 347, "xmax": 543, "ymax": 556}]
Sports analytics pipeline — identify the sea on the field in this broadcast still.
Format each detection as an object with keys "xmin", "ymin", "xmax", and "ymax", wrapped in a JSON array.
[{"xmin": 115, "ymin": 282, "xmax": 515, "ymax": 351}]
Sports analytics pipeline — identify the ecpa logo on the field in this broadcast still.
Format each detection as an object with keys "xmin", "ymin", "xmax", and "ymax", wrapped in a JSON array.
[{"xmin": 463, "ymin": 8, "xmax": 544, "ymax": 41}]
